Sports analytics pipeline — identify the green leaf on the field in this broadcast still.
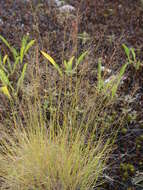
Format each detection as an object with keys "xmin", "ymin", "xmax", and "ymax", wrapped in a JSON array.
[
  {"xmin": 11, "ymin": 47, "xmax": 18, "ymax": 60},
  {"xmin": 7, "ymin": 57, "xmax": 12, "ymax": 73},
  {"xmin": 122, "ymin": 44, "xmax": 130, "ymax": 62},
  {"xmin": 130, "ymin": 48, "xmax": 136, "ymax": 61},
  {"xmin": 0, "ymin": 35, "xmax": 11, "ymax": 50},
  {"xmin": 0, "ymin": 54, "xmax": 8, "ymax": 73},
  {"xmin": 20, "ymin": 36, "xmax": 28, "ymax": 63},
  {"xmin": 135, "ymin": 61, "xmax": 141, "ymax": 70},
  {"xmin": 119, "ymin": 63, "xmax": 128, "ymax": 79},
  {"xmin": 24, "ymin": 39, "xmax": 35, "ymax": 55},
  {"xmin": 41, "ymin": 51, "xmax": 63, "ymax": 77},
  {"xmin": 76, "ymin": 51, "xmax": 87, "ymax": 68},
  {"xmin": 12, "ymin": 56, "xmax": 20, "ymax": 74},
  {"xmin": 64, "ymin": 56, "xmax": 75, "ymax": 74},
  {"xmin": 67, "ymin": 56, "xmax": 74, "ymax": 70},
  {"xmin": 0, "ymin": 86, "xmax": 11, "ymax": 99},
  {"xmin": 0, "ymin": 69, "xmax": 13, "ymax": 90},
  {"xmin": 64, "ymin": 60, "xmax": 68, "ymax": 70},
  {"xmin": 3, "ymin": 54, "xmax": 8, "ymax": 65},
  {"xmin": 111, "ymin": 83, "xmax": 118, "ymax": 98},
  {"xmin": 20, "ymin": 37, "xmax": 35, "ymax": 63},
  {"xmin": 16, "ymin": 63, "xmax": 27, "ymax": 93},
  {"xmin": 0, "ymin": 35, "xmax": 18, "ymax": 60},
  {"xmin": 111, "ymin": 63, "xmax": 128, "ymax": 98}
]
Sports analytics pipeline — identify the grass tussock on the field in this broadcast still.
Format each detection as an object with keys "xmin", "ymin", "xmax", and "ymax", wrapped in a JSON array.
[
  {"xmin": 0, "ymin": 102, "xmax": 111, "ymax": 190},
  {"xmin": 0, "ymin": 36, "xmax": 121, "ymax": 190}
]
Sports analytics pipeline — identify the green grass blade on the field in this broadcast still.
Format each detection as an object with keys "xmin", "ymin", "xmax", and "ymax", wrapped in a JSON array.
[
  {"xmin": 67, "ymin": 56, "xmax": 74, "ymax": 70},
  {"xmin": 11, "ymin": 47, "xmax": 18, "ymax": 60},
  {"xmin": 65, "ymin": 56, "xmax": 74, "ymax": 74},
  {"xmin": 0, "ymin": 86, "xmax": 11, "ymax": 99},
  {"xmin": 24, "ymin": 39, "xmax": 35, "ymax": 55},
  {"xmin": 0, "ymin": 69, "xmax": 13, "ymax": 90},
  {"xmin": 122, "ymin": 44, "xmax": 130, "ymax": 62},
  {"xmin": 111, "ymin": 63, "xmax": 128, "ymax": 98},
  {"xmin": 3, "ymin": 55, "xmax": 12, "ymax": 73},
  {"xmin": 7, "ymin": 57, "xmax": 12, "ymax": 73},
  {"xmin": 130, "ymin": 48, "xmax": 136, "ymax": 61},
  {"xmin": 64, "ymin": 60, "xmax": 68, "ymax": 70},
  {"xmin": 16, "ymin": 63, "xmax": 27, "ymax": 94},
  {"xmin": 12, "ymin": 56, "xmax": 20, "ymax": 74},
  {"xmin": 76, "ymin": 51, "xmax": 87, "ymax": 68},
  {"xmin": 119, "ymin": 63, "xmax": 128, "ymax": 79},
  {"xmin": 41, "ymin": 51, "xmax": 63, "ymax": 77},
  {"xmin": 3, "ymin": 54, "xmax": 8, "ymax": 65},
  {"xmin": 122, "ymin": 44, "xmax": 130, "ymax": 57},
  {"xmin": 0, "ymin": 54, "xmax": 8, "ymax": 73},
  {"xmin": 20, "ymin": 36, "xmax": 28, "ymax": 63},
  {"xmin": 0, "ymin": 35, "xmax": 11, "ymax": 50},
  {"xmin": 0, "ymin": 35, "xmax": 18, "ymax": 60}
]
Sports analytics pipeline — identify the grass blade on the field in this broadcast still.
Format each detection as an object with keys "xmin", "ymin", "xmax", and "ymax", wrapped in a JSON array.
[
  {"xmin": 0, "ymin": 69, "xmax": 13, "ymax": 90},
  {"xmin": 3, "ymin": 54, "xmax": 8, "ymax": 65},
  {"xmin": 119, "ymin": 63, "xmax": 128, "ymax": 78},
  {"xmin": 20, "ymin": 36, "xmax": 28, "ymax": 63},
  {"xmin": 41, "ymin": 51, "xmax": 63, "ymax": 77},
  {"xmin": 76, "ymin": 51, "xmax": 87, "ymax": 68},
  {"xmin": 65, "ymin": 56, "xmax": 75, "ymax": 74},
  {"xmin": 111, "ymin": 63, "xmax": 128, "ymax": 98},
  {"xmin": 0, "ymin": 35, "xmax": 11, "ymax": 50},
  {"xmin": 24, "ymin": 40, "xmax": 35, "ymax": 55},
  {"xmin": 67, "ymin": 56, "xmax": 74, "ymax": 71},
  {"xmin": 16, "ymin": 63, "xmax": 27, "ymax": 93},
  {"xmin": 12, "ymin": 56, "xmax": 20, "ymax": 74},
  {"xmin": 122, "ymin": 44, "xmax": 130, "ymax": 62},
  {"xmin": 0, "ymin": 35, "xmax": 18, "ymax": 60},
  {"xmin": 0, "ymin": 86, "xmax": 11, "ymax": 99},
  {"xmin": 130, "ymin": 48, "xmax": 136, "ymax": 61}
]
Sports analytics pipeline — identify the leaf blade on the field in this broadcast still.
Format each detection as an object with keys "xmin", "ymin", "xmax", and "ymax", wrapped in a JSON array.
[
  {"xmin": 76, "ymin": 51, "xmax": 87, "ymax": 68},
  {"xmin": 0, "ymin": 69, "xmax": 13, "ymax": 90},
  {"xmin": 0, "ymin": 86, "xmax": 11, "ymax": 99},
  {"xmin": 16, "ymin": 63, "xmax": 27, "ymax": 93},
  {"xmin": 41, "ymin": 51, "xmax": 63, "ymax": 77}
]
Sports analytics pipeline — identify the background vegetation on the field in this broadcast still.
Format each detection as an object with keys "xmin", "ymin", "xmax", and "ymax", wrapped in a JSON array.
[{"xmin": 0, "ymin": 0, "xmax": 142, "ymax": 189}]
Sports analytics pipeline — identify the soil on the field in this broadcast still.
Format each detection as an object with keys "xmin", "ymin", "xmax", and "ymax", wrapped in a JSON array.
[{"xmin": 0, "ymin": 0, "xmax": 143, "ymax": 189}]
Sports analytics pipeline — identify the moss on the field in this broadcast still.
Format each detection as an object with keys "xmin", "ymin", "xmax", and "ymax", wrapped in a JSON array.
[
  {"xmin": 123, "ymin": 171, "xmax": 129, "ymax": 178},
  {"xmin": 139, "ymin": 135, "xmax": 143, "ymax": 141},
  {"xmin": 120, "ymin": 163, "xmax": 135, "ymax": 177},
  {"xmin": 127, "ymin": 164, "xmax": 135, "ymax": 173},
  {"xmin": 121, "ymin": 127, "xmax": 128, "ymax": 134},
  {"xmin": 120, "ymin": 163, "xmax": 127, "ymax": 170},
  {"xmin": 136, "ymin": 136, "xmax": 142, "ymax": 146}
]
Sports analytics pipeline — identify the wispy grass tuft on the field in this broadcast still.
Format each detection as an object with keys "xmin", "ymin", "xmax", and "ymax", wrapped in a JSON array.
[
  {"xmin": 0, "ymin": 100, "xmax": 111, "ymax": 190},
  {"xmin": 0, "ymin": 41, "xmax": 120, "ymax": 190}
]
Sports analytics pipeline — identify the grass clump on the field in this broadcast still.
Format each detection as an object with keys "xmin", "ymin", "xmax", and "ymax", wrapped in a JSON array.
[
  {"xmin": 0, "ymin": 37, "xmax": 121, "ymax": 190},
  {"xmin": 122, "ymin": 43, "xmax": 143, "ymax": 70},
  {"xmin": 0, "ymin": 101, "xmax": 111, "ymax": 190}
]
